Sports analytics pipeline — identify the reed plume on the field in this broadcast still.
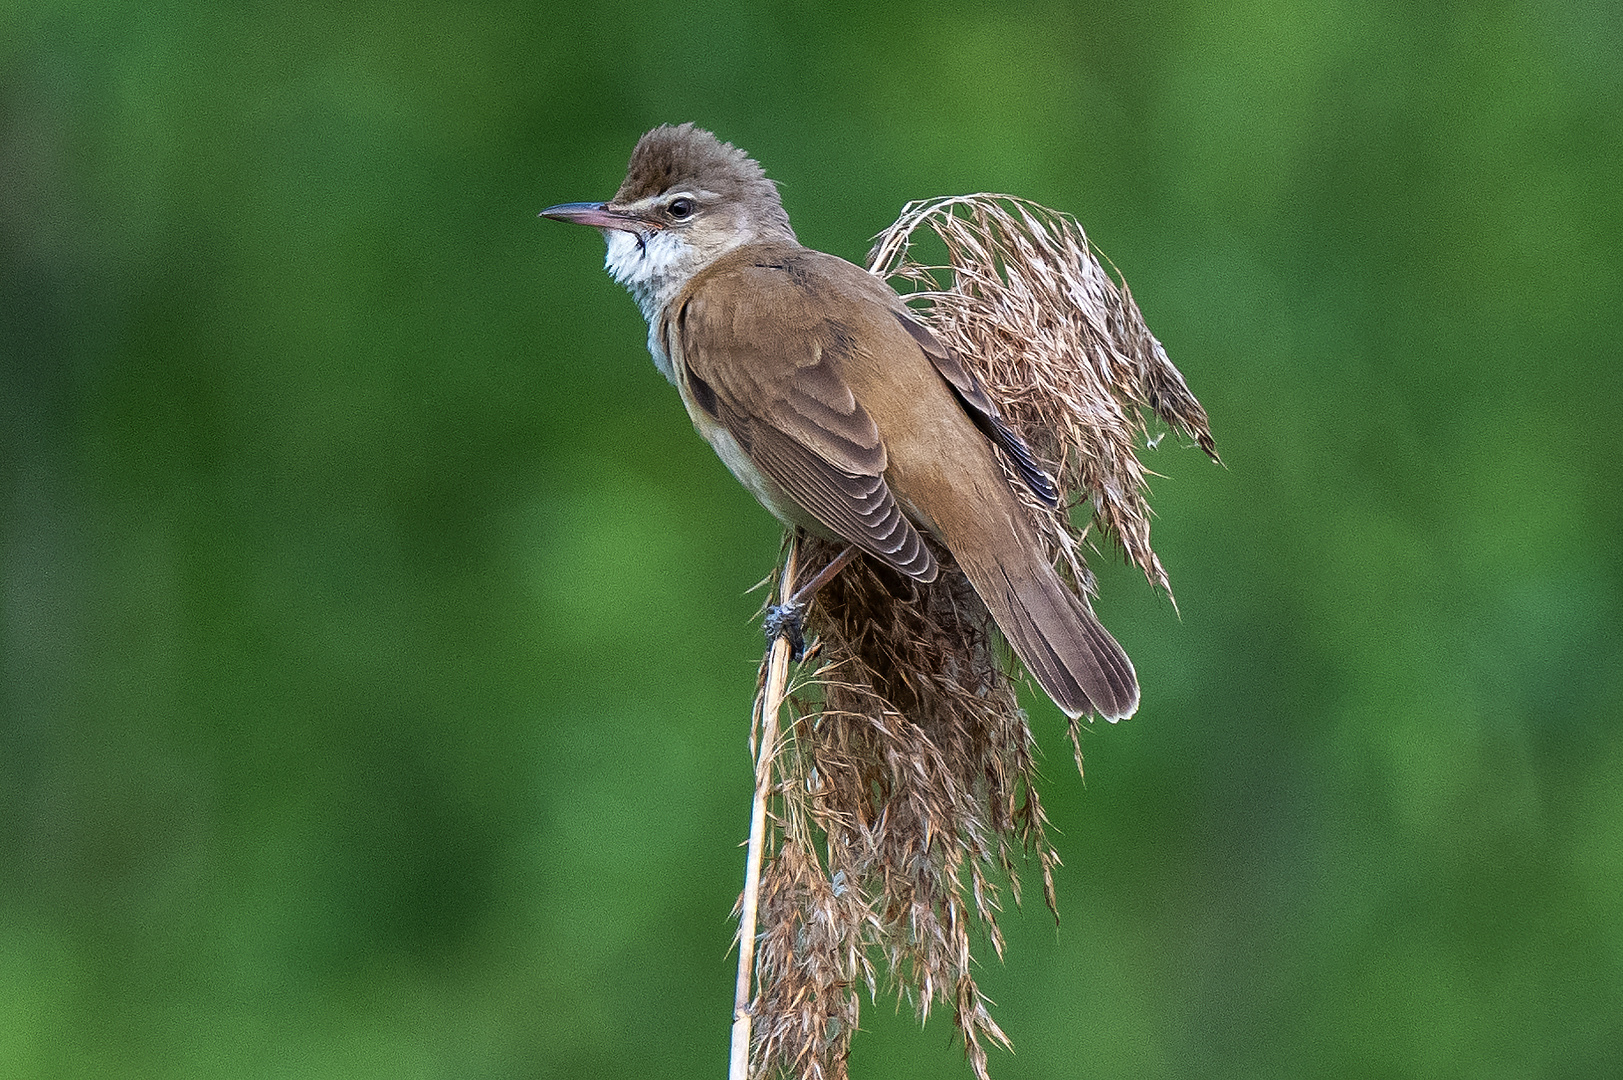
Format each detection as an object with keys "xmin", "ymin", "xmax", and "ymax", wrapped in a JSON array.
[{"xmin": 737, "ymin": 195, "xmax": 1217, "ymax": 1080}]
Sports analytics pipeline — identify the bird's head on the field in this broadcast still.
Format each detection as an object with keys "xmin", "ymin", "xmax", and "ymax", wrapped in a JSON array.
[{"xmin": 542, "ymin": 124, "xmax": 797, "ymax": 319}]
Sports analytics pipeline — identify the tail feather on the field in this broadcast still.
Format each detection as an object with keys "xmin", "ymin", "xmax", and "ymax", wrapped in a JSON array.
[{"xmin": 956, "ymin": 544, "xmax": 1139, "ymax": 721}]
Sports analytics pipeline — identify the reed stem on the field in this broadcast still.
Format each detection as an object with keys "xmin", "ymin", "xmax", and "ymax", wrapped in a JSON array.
[{"xmin": 729, "ymin": 539, "xmax": 800, "ymax": 1080}]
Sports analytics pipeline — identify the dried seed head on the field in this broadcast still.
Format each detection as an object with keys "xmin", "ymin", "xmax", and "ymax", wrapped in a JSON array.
[
  {"xmin": 748, "ymin": 195, "xmax": 1214, "ymax": 1080},
  {"xmin": 871, "ymin": 195, "xmax": 1219, "ymax": 599}
]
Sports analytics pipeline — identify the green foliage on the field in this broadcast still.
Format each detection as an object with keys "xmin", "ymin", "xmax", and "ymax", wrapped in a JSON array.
[{"xmin": 2, "ymin": 0, "xmax": 1618, "ymax": 1076}]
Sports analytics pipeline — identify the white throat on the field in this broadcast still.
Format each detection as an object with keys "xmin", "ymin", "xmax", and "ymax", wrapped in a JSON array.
[
  {"xmin": 604, "ymin": 229, "xmax": 690, "ymax": 322},
  {"xmin": 603, "ymin": 226, "xmax": 748, "ymax": 383},
  {"xmin": 604, "ymin": 230, "xmax": 693, "ymax": 383}
]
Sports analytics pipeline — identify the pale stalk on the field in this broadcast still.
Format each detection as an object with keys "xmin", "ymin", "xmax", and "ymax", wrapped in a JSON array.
[{"xmin": 729, "ymin": 540, "xmax": 799, "ymax": 1080}]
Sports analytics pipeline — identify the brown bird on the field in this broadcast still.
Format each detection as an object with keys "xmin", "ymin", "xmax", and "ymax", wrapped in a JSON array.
[{"xmin": 543, "ymin": 124, "xmax": 1138, "ymax": 720}]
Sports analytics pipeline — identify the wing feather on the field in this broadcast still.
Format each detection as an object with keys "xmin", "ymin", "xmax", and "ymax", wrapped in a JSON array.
[
  {"xmin": 893, "ymin": 311, "xmax": 1060, "ymax": 506},
  {"xmin": 677, "ymin": 250, "xmax": 936, "ymax": 581}
]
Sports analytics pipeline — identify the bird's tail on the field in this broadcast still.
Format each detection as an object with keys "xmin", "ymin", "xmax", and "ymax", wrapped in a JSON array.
[{"xmin": 948, "ymin": 517, "xmax": 1139, "ymax": 721}]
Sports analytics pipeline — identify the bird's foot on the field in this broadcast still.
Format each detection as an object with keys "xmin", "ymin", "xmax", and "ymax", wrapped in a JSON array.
[{"xmin": 763, "ymin": 602, "xmax": 807, "ymax": 662}]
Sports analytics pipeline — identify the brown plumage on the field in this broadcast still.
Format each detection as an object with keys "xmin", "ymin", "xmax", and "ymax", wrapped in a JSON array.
[
  {"xmin": 544, "ymin": 124, "xmax": 1216, "ymax": 1080},
  {"xmin": 545, "ymin": 124, "xmax": 1138, "ymax": 720}
]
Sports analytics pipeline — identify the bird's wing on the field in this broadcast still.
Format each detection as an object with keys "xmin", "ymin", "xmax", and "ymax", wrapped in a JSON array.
[
  {"xmin": 772, "ymin": 250, "xmax": 1059, "ymax": 506},
  {"xmin": 672, "ymin": 250, "xmax": 936, "ymax": 581}
]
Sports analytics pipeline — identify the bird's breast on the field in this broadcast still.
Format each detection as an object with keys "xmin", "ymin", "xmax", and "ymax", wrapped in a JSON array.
[
  {"xmin": 653, "ymin": 315, "xmax": 817, "ymax": 531},
  {"xmin": 691, "ymin": 410, "xmax": 822, "ymax": 532}
]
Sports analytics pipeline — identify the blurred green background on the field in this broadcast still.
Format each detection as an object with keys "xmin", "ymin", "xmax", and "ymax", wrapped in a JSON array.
[{"xmin": 3, "ymin": 1, "xmax": 1619, "ymax": 1077}]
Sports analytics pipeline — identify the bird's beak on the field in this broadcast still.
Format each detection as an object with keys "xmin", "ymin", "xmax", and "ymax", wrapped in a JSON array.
[{"xmin": 540, "ymin": 202, "xmax": 656, "ymax": 232}]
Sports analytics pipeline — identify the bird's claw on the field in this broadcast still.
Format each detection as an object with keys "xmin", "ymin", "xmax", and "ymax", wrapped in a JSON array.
[{"xmin": 763, "ymin": 602, "xmax": 807, "ymax": 661}]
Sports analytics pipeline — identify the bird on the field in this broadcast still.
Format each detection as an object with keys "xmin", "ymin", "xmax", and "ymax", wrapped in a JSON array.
[{"xmin": 542, "ymin": 124, "xmax": 1138, "ymax": 720}]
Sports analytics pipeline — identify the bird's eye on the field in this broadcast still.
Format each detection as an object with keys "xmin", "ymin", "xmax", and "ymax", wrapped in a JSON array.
[{"xmin": 667, "ymin": 197, "xmax": 695, "ymax": 219}]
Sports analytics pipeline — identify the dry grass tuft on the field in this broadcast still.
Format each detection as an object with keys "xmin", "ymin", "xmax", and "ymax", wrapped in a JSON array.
[
  {"xmin": 872, "ymin": 195, "xmax": 1219, "ymax": 602},
  {"xmin": 744, "ymin": 196, "xmax": 1215, "ymax": 1080},
  {"xmin": 750, "ymin": 540, "xmax": 1042, "ymax": 1080}
]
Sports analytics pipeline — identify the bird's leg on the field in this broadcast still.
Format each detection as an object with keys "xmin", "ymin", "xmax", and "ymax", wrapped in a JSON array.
[
  {"xmin": 763, "ymin": 541, "xmax": 858, "ymax": 661},
  {"xmin": 788, "ymin": 545, "xmax": 858, "ymax": 608}
]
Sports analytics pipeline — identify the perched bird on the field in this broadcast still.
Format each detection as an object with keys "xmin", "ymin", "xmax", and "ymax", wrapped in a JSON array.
[{"xmin": 543, "ymin": 124, "xmax": 1138, "ymax": 720}]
